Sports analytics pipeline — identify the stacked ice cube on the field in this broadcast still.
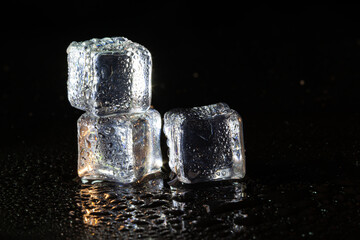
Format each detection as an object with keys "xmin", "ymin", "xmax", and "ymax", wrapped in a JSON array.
[{"xmin": 67, "ymin": 37, "xmax": 162, "ymax": 183}]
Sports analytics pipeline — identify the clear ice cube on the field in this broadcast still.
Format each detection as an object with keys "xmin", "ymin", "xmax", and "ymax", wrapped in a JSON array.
[
  {"xmin": 163, "ymin": 103, "xmax": 245, "ymax": 184},
  {"xmin": 77, "ymin": 108, "xmax": 162, "ymax": 183},
  {"xmin": 67, "ymin": 37, "xmax": 152, "ymax": 116}
]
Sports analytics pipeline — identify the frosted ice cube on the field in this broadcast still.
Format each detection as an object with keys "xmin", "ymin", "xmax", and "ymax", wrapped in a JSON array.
[
  {"xmin": 77, "ymin": 108, "xmax": 162, "ymax": 183},
  {"xmin": 67, "ymin": 37, "xmax": 152, "ymax": 116},
  {"xmin": 164, "ymin": 103, "xmax": 245, "ymax": 184}
]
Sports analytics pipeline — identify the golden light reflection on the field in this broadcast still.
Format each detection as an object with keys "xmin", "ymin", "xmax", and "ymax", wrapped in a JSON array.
[
  {"xmin": 78, "ymin": 165, "xmax": 93, "ymax": 176},
  {"xmin": 80, "ymin": 186, "xmax": 104, "ymax": 227},
  {"xmin": 83, "ymin": 215, "xmax": 99, "ymax": 226},
  {"xmin": 79, "ymin": 179, "xmax": 166, "ymax": 229},
  {"xmin": 80, "ymin": 125, "xmax": 90, "ymax": 137}
]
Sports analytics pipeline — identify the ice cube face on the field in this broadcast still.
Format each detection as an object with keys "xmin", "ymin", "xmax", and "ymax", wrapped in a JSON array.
[
  {"xmin": 67, "ymin": 37, "xmax": 152, "ymax": 116},
  {"xmin": 164, "ymin": 103, "xmax": 245, "ymax": 184},
  {"xmin": 77, "ymin": 108, "xmax": 162, "ymax": 183}
]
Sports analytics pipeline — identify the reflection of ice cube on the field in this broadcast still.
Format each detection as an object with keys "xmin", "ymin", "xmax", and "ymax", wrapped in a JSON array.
[
  {"xmin": 67, "ymin": 37, "xmax": 152, "ymax": 116},
  {"xmin": 80, "ymin": 179, "xmax": 164, "ymax": 227},
  {"xmin": 171, "ymin": 182, "xmax": 246, "ymax": 211},
  {"xmin": 77, "ymin": 108, "xmax": 162, "ymax": 183},
  {"xmin": 164, "ymin": 103, "xmax": 245, "ymax": 184}
]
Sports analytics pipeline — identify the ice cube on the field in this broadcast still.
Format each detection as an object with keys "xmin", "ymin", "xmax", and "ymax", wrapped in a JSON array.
[
  {"xmin": 77, "ymin": 108, "xmax": 162, "ymax": 183},
  {"xmin": 67, "ymin": 37, "xmax": 152, "ymax": 116},
  {"xmin": 163, "ymin": 103, "xmax": 245, "ymax": 184}
]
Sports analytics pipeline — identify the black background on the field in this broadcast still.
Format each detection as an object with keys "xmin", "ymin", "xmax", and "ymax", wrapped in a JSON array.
[
  {"xmin": 1, "ymin": 3, "xmax": 360, "ymax": 239},
  {"xmin": 1, "ymin": 3, "xmax": 360, "ymax": 139}
]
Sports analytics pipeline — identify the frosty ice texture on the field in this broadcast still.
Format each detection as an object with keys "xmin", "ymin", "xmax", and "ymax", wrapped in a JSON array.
[
  {"xmin": 77, "ymin": 108, "xmax": 163, "ymax": 183},
  {"xmin": 67, "ymin": 37, "xmax": 152, "ymax": 116},
  {"xmin": 164, "ymin": 103, "xmax": 245, "ymax": 184}
]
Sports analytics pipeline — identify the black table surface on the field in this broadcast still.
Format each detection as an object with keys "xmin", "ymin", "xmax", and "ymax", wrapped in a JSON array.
[
  {"xmin": 1, "ymin": 3, "xmax": 360, "ymax": 239},
  {"xmin": 1, "ymin": 112, "xmax": 359, "ymax": 239}
]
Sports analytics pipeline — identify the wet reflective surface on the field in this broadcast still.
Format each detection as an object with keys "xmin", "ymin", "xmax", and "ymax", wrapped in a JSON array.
[
  {"xmin": 77, "ymin": 179, "xmax": 245, "ymax": 238},
  {"xmin": 1, "ymin": 172, "xmax": 359, "ymax": 239},
  {"xmin": 1, "ymin": 114, "xmax": 360, "ymax": 239}
]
